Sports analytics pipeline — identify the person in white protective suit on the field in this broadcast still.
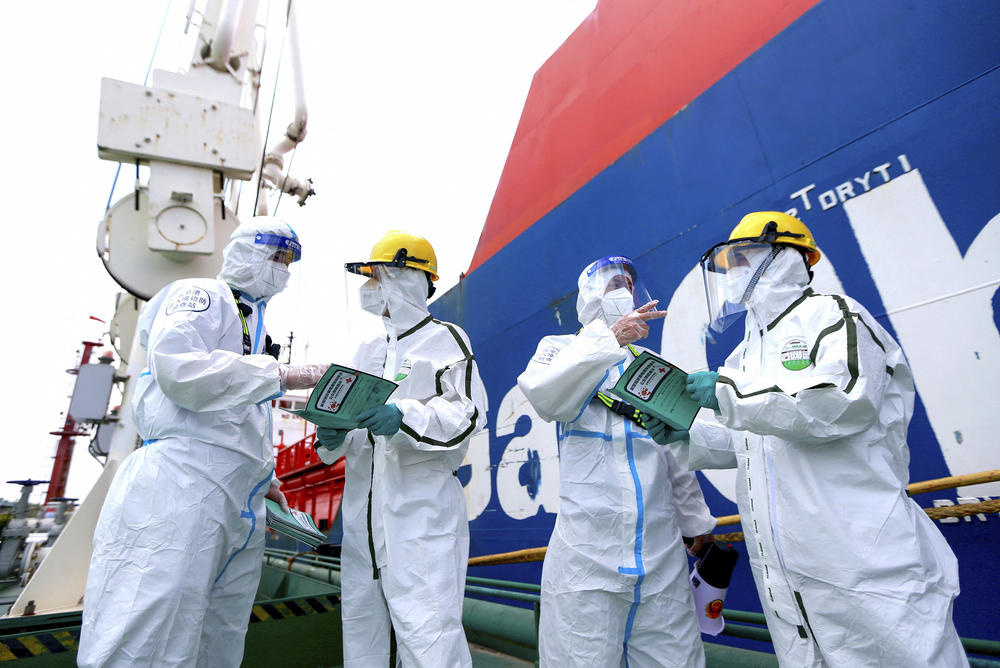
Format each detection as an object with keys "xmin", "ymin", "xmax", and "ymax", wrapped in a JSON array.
[
  {"xmin": 517, "ymin": 255, "xmax": 717, "ymax": 668},
  {"xmin": 79, "ymin": 217, "xmax": 329, "ymax": 668},
  {"xmin": 661, "ymin": 211, "xmax": 968, "ymax": 667},
  {"xmin": 313, "ymin": 231, "xmax": 488, "ymax": 668}
]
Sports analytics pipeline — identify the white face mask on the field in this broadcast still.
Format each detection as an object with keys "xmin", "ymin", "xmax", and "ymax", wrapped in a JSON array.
[
  {"xmin": 359, "ymin": 278, "xmax": 387, "ymax": 316},
  {"xmin": 243, "ymin": 260, "xmax": 290, "ymax": 300},
  {"xmin": 723, "ymin": 246, "xmax": 779, "ymax": 305},
  {"xmin": 601, "ymin": 287, "xmax": 634, "ymax": 324},
  {"xmin": 263, "ymin": 261, "xmax": 290, "ymax": 290}
]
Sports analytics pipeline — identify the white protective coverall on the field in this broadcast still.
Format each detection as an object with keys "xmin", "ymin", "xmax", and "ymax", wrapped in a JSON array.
[
  {"xmin": 317, "ymin": 266, "xmax": 487, "ymax": 668},
  {"xmin": 79, "ymin": 220, "xmax": 298, "ymax": 667},
  {"xmin": 518, "ymin": 263, "xmax": 716, "ymax": 668},
  {"xmin": 672, "ymin": 248, "xmax": 967, "ymax": 667}
]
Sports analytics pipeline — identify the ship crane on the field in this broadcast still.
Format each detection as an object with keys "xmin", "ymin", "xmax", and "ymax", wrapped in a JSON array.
[{"xmin": 5, "ymin": 0, "xmax": 312, "ymax": 619}]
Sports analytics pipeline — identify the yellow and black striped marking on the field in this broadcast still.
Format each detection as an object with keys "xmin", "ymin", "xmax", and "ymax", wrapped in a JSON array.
[
  {"xmin": 249, "ymin": 594, "xmax": 340, "ymax": 623},
  {"xmin": 0, "ymin": 594, "xmax": 338, "ymax": 660},
  {"xmin": 0, "ymin": 629, "xmax": 79, "ymax": 661}
]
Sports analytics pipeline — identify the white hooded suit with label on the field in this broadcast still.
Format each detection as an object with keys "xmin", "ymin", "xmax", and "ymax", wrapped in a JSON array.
[
  {"xmin": 517, "ymin": 262, "xmax": 715, "ymax": 668},
  {"xmin": 317, "ymin": 266, "xmax": 487, "ymax": 668},
  {"xmin": 671, "ymin": 248, "xmax": 967, "ymax": 667},
  {"xmin": 79, "ymin": 220, "xmax": 296, "ymax": 668}
]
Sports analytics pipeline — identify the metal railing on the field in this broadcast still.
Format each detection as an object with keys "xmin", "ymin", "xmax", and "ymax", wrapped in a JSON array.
[
  {"xmin": 262, "ymin": 548, "xmax": 1000, "ymax": 664},
  {"xmin": 469, "ymin": 469, "xmax": 1000, "ymax": 559}
]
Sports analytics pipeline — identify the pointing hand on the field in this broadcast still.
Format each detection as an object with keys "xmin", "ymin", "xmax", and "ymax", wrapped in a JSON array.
[{"xmin": 610, "ymin": 301, "xmax": 667, "ymax": 346}]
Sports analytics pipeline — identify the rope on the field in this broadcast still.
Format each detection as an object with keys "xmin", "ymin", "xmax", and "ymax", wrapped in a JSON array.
[
  {"xmin": 924, "ymin": 498, "xmax": 1000, "ymax": 520},
  {"xmin": 714, "ymin": 532, "xmax": 745, "ymax": 543},
  {"xmin": 716, "ymin": 500, "xmax": 1000, "ymax": 543},
  {"xmin": 469, "ymin": 547, "xmax": 546, "ymax": 567},
  {"xmin": 252, "ymin": 26, "xmax": 286, "ymax": 216},
  {"xmin": 715, "ymin": 469, "xmax": 1000, "ymax": 527},
  {"xmin": 467, "ymin": 479, "xmax": 1000, "ymax": 566},
  {"xmin": 908, "ymin": 469, "xmax": 1000, "ymax": 495}
]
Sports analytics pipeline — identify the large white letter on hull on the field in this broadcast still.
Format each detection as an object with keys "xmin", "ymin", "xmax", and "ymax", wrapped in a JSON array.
[
  {"xmin": 495, "ymin": 386, "xmax": 561, "ymax": 519},
  {"xmin": 844, "ymin": 170, "xmax": 1000, "ymax": 496}
]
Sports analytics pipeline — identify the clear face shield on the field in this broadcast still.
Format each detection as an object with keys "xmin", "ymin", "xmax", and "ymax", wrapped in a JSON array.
[
  {"xmin": 699, "ymin": 241, "xmax": 781, "ymax": 333},
  {"xmin": 578, "ymin": 257, "xmax": 654, "ymax": 327},
  {"xmin": 251, "ymin": 233, "xmax": 302, "ymax": 296},
  {"xmin": 336, "ymin": 266, "xmax": 384, "ymax": 343},
  {"xmin": 255, "ymin": 233, "xmax": 302, "ymax": 263},
  {"xmin": 345, "ymin": 264, "xmax": 432, "ymax": 322},
  {"xmin": 344, "ymin": 267, "xmax": 388, "ymax": 318}
]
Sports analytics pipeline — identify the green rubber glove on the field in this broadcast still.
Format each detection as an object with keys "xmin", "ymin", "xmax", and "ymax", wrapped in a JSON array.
[
  {"xmin": 315, "ymin": 427, "xmax": 348, "ymax": 451},
  {"xmin": 358, "ymin": 404, "xmax": 404, "ymax": 436},
  {"xmin": 643, "ymin": 416, "xmax": 690, "ymax": 445},
  {"xmin": 686, "ymin": 371, "xmax": 720, "ymax": 410}
]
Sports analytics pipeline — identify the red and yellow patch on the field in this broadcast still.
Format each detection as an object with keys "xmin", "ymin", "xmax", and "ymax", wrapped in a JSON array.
[{"xmin": 706, "ymin": 599, "xmax": 724, "ymax": 619}]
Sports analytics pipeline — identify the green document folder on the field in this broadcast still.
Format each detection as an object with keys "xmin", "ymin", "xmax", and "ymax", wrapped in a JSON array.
[
  {"xmin": 265, "ymin": 499, "xmax": 326, "ymax": 548},
  {"xmin": 290, "ymin": 364, "xmax": 398, "ymax": 429},
  {"xmin": 606, "ymin": 351, "xmax": 701, "ymax": 431}
]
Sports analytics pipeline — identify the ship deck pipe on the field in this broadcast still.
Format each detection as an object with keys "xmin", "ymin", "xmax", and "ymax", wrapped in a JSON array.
[
  {"xmin": 465, "ymin": 584, "xmax": 539, "ymax": 605},
  {"xmin": 284, "ymin": 0, "xmax": 307, "ymax": 142},
  {"xmin": 206, "ymin": 0, "xmax": 241, "ymax": 72},
  {"xmin": 256, "ymin": 1, "xmax": 311, "ymax": 213},
  {"xmin": 261, "ymin": 550, "xmax": 1000, "ymax": 664},
  {"xmin": 466, "ymin": 576, "xmax": 540, "ymax": 593},
  {"xmin": 463, "ymin": 597, "xmax": 538, "ymax": 661}
]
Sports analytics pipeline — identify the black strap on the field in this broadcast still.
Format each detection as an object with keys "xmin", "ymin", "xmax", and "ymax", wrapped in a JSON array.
[
  {"xmin": 594, "ymin": 392, "xmax": 646, "ymax": 428},
  {"xmin": 231, "ymin": 289, "xmax": 252, "ymax": 356},
  {"xmin": 592, "ymin": 345, "xmax": 647, "ymax": 427}
]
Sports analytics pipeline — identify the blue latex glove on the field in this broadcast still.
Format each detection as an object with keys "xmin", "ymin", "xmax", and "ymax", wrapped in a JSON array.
[
  {"xmin": 315, "ymin": 427, "xmax": 348, "ymax": 451},
  {"xmin": 358, "ymin": 404, "xmax": 404, "ymax": 436},
  {"xmin": 643, "ymin": 416, "xmax": 690, "ymax": 445},
  {"xmin": 686, "ymin": 371, "xmax": 720, "ymax": 410}
]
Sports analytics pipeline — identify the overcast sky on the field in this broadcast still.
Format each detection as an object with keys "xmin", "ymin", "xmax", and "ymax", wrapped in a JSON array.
[{"xmin": 0, "ymin": 1, "xmax": 596, "ymax": 504}]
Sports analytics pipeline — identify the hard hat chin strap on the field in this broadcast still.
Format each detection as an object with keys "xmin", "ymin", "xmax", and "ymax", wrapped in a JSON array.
[{"xmin": 739, "ymin": 245, "xmax": 782, "ymax": 304}]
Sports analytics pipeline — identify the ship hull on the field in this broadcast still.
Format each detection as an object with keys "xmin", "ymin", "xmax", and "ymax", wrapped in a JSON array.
[{"xmin": 431, "ymin": 0, "xmax": 1000, "ymax": 651}]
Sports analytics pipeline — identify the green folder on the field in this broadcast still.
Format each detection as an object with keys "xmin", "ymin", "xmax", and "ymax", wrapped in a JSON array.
[
  {"xmin": 290, "ymin": 364, "xmax": 397, "ymax": 429},
  {"xmin": 605, "ymin": 351, "xmax": 701, "ymax": 431},
  {"xmin": 265, "ymin": 499, "xmax": 326, "ymax": 548}
]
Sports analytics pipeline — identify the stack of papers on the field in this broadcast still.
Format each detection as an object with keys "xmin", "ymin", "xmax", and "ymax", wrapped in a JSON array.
[
  {"xmin": 605, "ymin": 351, "xmax": 702, "ymax": 431},
  {"xmin": 290, "ymin": 364, "xmax": 398, "ymax": 429},
  {"xmin": 265, "ymin": 499, "xmax": 326, "ymax": 548}
]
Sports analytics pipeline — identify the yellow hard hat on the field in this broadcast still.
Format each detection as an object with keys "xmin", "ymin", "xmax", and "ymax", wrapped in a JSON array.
[
  {"xmin": 726, "ymin": 211, "xmax": 821, "ymax": 266},
  {"xmin": 345, "ymin": 230, "xmax": 439, "ymax": 281}
]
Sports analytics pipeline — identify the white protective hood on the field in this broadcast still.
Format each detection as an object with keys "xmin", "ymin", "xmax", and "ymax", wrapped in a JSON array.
[
  {"xmin": 575, "ymin": 259, "xmax": 652, "ymax": 328},
  {"xmin": 743, "ymin": 246, "xmax": 812, "ymax": 326},
  {"xmin": 218, "ymin": 217, "xmax": 299, "ymax": 301},
  {"xmin": 376, "ymin": 265, "xmax": 431, "ymax": 332}
]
